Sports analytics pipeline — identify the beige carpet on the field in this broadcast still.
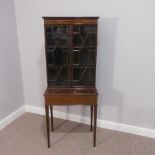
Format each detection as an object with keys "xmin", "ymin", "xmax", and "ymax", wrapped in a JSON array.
[{"xmin": 0, "ymin": 113, "xmax": 155, "ymax": 155}]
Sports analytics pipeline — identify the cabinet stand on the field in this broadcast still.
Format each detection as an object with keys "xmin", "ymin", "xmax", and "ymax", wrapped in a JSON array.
[{"xmin": 44, "ymin": 88, "xmax": 98, "ymax": 147}]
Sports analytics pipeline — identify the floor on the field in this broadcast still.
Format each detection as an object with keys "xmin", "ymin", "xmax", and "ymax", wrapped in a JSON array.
[{"xmin": 0, "ymin": 113, "xmax": 155, "ymax": 155}]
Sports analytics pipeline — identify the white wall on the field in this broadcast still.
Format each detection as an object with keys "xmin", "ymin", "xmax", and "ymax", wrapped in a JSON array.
[
  {"xmin": 0, "ymin": 0, "xmax": 24, "ymax": 120},
  {"xmin": 14, "ymin": 0, "xmax": 155, "ymax": 129}
]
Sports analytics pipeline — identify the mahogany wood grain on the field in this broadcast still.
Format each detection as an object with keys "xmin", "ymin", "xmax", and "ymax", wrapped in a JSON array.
[{"xmin": 43, "ymin": 17, "xmax": 99, "ymax": 25}]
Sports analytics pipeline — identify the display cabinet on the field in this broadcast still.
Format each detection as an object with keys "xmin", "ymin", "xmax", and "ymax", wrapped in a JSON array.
[{"xmin": 43, "ymin": 17, "xmax": 99, "ymax": 148}]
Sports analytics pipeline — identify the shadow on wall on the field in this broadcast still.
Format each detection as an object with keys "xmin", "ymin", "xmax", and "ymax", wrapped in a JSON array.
[
  {"xmin": 38, "ymin": 45, "xmax": 47, "ymax": 108},
  {"xmin": 96, "ymin": 17, "xmax": 124, "ymax": 123}
]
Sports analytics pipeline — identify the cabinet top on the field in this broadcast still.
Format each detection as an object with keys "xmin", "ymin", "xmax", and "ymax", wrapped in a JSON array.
[{"xmin": 43, "ymin": 17, "xmax": 99, "ymax": 25}]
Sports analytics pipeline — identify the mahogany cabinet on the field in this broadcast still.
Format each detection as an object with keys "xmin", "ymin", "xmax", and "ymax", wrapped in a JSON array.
[{"xmin": 43, "ymin": 17, "xmax": 99, "ymax": 148}]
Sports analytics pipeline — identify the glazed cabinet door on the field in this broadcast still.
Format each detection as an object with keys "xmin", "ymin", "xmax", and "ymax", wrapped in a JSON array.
[
  {"xmin": 45, "ymin": 25, "xmax": 71, "ymax": 86},
  {"xmin": 72, "ymin": 25, "xmax": 97, "ymax": 86}
]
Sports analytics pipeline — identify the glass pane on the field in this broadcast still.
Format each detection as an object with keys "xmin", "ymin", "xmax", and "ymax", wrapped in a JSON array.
[
  {"xmin": 48, "ymin": 67, "xmax": 70, "ymax": 86},
  {"xmin": 79, "ymin": 47, "xmax": 88, "ymax": 66},
  {"xmin": 86, "ymin": 33, "xmax": 96, "ymax": 46},
  {"xmin": 72, "ymin": 25, "xmax": 97, "ymax": 86},
  {"xmin": 48, "ymin": 68, "xmax": 57, "ymax": 80},
  {"xmin": 88, "ymin": 52, "xmax": 96, "ymax": 65},
  {"xmin": 55, "ymin": 67, "xmax": 70, "ymax": 86},
  {"xmin": 46, "ymin": 26, "xmax": 69, "ymax": 49},
  {"xmin": 73, "ymin": 47, "xmax": 96, "ymax": 67},
  {"xmin": 73, "ymin": 67, "xmax": 95, "ymax": 86},
  {"xmin": 73, "ymin": 47, "xmax": 89, "ymax": 66},
  {"xmin": 46, "ymin": 25, "xmax": 70, "ymax": 86},
  {"xmin": 80, "ymin": 68, "xmax": 94, "ymax": 85},
  {"xmin": 73, "ymin": 26, "xmax": 97, "ymax": 47},
  {"xmin": 73, "ymin": 50, "xmax": 79, "ymax": 64},
  {"xmin": 54, "ymin": 48, "xmax": 63, "ymax": 66},
  {"xmin": 47, "ymin": 48, "xmax": 69, "ymax": 66},
  {"xmin": 47, "ymin": 52, "xmax": 54, "ymax": 65},
  {"xmin": 73, "ymin": 34, "xmax": 82, "ymax": 47},
  {"xmin": 73, "ymin": 68, "xmax": 85, "ymax": 80}
]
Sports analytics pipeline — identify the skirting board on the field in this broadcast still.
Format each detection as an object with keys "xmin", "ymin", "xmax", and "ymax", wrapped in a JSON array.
[
  {"xmin": 0, "ymin": 106, "xmax": 25, "ymax": 130},
  {"xmin": 25, "ymin": 105, "xmax": 155, "ymax": 139},
  {"xmin": 1, "ymin": 105, "xmax": 155, "ymax": 139}
]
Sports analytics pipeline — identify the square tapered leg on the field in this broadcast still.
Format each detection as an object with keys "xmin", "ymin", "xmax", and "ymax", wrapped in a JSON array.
[
  {"xmin": 50, "ymin": 105, "xmax": 54, "ymax": 131},
  {"xmin": 45, "ymin": 105, "xmax": 50, "ymax": 148},
  {"xmin": 93, "ymin": 105, "xmax": 97, "ymax": 147},
  {"xmin": 90, "ymin": 105, "xmax": 93, "ymax": 131}
]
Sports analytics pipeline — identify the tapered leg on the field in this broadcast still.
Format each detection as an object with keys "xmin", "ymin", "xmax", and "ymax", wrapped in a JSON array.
[
  {"xmin": 90, "ymin": 105, "xmax": 93, "ymax": 131},
  {"xmin": 45, "ymin": 105, "xmax": 50, "ymax": 148},
  {"xmin": 93, "ymin": 105, "xmax": 97, "ymax": 147},
  {"xmin": 50, "ymin": 105, "xmax": 54, "ymax": 131}
]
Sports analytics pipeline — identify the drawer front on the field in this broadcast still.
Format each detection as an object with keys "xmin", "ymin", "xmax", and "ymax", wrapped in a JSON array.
[{"xmin": 45, "ymin": 95, "xmax": 97, "ymax": 105}]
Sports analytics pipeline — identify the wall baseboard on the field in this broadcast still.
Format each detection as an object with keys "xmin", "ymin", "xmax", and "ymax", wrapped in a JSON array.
[
  {"xmin": 25, "ymin": 105, "xmax": 155, "ymax": 139},
  {"xmin": 1, "ymin": 105, "xmax": 155, "ymax": 139},
  {"xmin": 0, "ymin": 106, "xmax": 25, "ymax": 130}
]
